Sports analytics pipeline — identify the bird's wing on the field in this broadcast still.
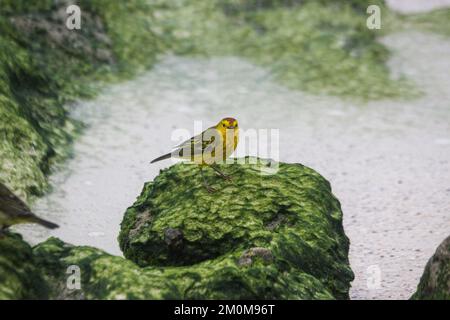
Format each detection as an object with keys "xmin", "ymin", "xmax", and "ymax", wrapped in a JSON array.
[
  {"xmin": 174, "ymin": 127, "xmax": 221, "ymax": 157},
  {"xmin": 0, "ymin": 183, "xmax": 34, "ymax": 217},
  {"xmin": 174, "ymin": 132, "xmax": 204, "ymax": 151}
]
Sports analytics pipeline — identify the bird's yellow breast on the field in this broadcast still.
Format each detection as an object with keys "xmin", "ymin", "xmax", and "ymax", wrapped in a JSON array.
[
  {"xmin": 199, "ymin": 126, "xmax": 238, "ymax": 165},
  {"xmin": 225, "ymin": 128, "xmax": 239, "ymax": 158},
  {"xmin": 217, "ymin": 125, "xmax": 238, "ymax": 158}
]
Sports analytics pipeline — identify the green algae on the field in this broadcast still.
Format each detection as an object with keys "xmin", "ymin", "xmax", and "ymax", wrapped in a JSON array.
[
  {"xmin": 0, "ymin": 0, "xmax": 163, "ymax": 198},
  {"xmin": 411, "ymin": 236, "xmax": 450, "ymax": 300},
  {"xmin": 0, "ymin": 232, "xmax": 48, "ymax": 299},
  {"xmin": 0, "ymin": 27, "xmax": 80, "ymax": 198},
  {"xmin": 32, "ymin": 236, "xmax": 336, "ymax": 300},
  {"xmin": 153, "ymin": 0, "xmax": 412, "ymax": 99},
  {"xmin": 119, "ymin": 157, "xmax": 354, "ymax": 299},
  {"xmin": 402, "ymin": 9, "xmax": 450, "ymax": 37},
  {"xmin": 32, "ymin": 237, "xmax": 182, "ymax": 299},
  {"xmin": 221, "ymin": 1, "xmax": 409, "ymax": 99},
  {"xmin": 78, "ymin": 0, "xmax": 167, "ymax": 75}
]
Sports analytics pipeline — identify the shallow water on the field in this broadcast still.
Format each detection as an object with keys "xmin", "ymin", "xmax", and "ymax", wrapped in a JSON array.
[{"xmin": 17, "ymin": 31, "xmax": 450, "ymax": 300}]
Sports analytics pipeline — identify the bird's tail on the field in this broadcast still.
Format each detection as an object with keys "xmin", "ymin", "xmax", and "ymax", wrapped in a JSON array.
[
  {"xmin": 150, "ymin": 152, "xmax": 172, "ymax": 164},
  {"xmin": 31, "ymin": 216, "xmax": 59, "ymax": 229}
]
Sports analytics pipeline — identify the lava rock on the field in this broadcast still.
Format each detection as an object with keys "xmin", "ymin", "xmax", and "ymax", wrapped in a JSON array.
[{"xmin": 238, "ymin": 247, "xmax": 274, "ymax": 267}]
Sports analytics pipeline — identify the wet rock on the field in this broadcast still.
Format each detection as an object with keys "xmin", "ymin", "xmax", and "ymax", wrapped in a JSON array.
[
  {"xmin": 411, "ymin": 236, "xmax": 450, "ymax": 300},
  {"xmin": 238, "ymin": 247, "xmax": 273, "ymax": 267},
  {"xmin": 164, "ymin": 228, "xmax": 184, "ymax": 249},
  {"xmin": 9, "ymin": 1, "xmax": 115, "ymax": 64},
  {"xmin": 265, "ymin": 212, "xmax": 288, "ymax": 231},
  {"xmin": 119, "ymin": 157, "xmax": 354, "ymax": 299},
  {"xmin": 128, "ymin": 210, "xmax": 153, "ymax": 239}
]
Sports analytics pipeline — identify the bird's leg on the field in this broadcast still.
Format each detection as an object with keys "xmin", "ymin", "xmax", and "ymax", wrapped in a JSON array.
[
  {"xmin": 211, "ymin": 164, "xmax": 232, "ymax": 181},
  {"xmin": 200, "ymin": 166, "xmax": 216, "ymax": 193}
]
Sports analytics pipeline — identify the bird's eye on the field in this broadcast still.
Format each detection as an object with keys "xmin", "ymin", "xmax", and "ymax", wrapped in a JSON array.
[{"xmin": 223, "ymin": 123, "xmax": 226, "ymax": 127}]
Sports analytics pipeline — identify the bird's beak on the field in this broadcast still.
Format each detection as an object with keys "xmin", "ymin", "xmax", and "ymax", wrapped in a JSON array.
[{"xmin": 228, "ymin": 126, "xmax": 235, "ymax": 129}]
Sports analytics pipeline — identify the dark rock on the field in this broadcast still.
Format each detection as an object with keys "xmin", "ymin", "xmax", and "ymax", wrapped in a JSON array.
[
  {"xmin": 238, "ymin": 247, "xmax": 273, "ymax": 267},
  {"xmin": 164, "ymin": 228, "xmax": 184, "ymax": 249},
  {"xmin": 411, "ymin": 236, "xmax": 450, "ymax": 300}
]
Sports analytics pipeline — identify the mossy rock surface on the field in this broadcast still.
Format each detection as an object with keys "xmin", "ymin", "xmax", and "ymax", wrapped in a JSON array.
[
  {"xmin": 32, "ymin": 237, "xmax": 182, "ymax": 299},
  {"xmin": 119, "ymin": 157, "xmax": 354, "ymax": 299},
  {"xmin": 411, "ymin": 236, "xmax": 450, "ymax": 300},
  {"xmin": 0, "ymin": 0, "xmax": 163, "ymax": 198},
  {"xmin": 0, "ymin": 233, "xmax": 48, "ymax": 299},
  {"xmin": 33, "ymin": 237, "xmax": 334, "ymax": 299}
]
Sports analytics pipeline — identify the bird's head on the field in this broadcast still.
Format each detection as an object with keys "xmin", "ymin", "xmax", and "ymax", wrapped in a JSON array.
[{"xmin": 217, "ymin": 117, "xmax": 238, "ymax": 130}]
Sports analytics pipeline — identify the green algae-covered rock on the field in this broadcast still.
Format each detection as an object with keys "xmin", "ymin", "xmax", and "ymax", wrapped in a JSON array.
[
  {"xmin": 0, "ymin": 0, "xmax": 164, "ymax": 198},
  {"xmin": 33, "ymin": 237, "xmax": 333, "ymax": 300},
  {"xmin": 411, "ymin": 236, "xmax": 450, "ymax": 300},
  {"xmin": 119, "ymin": 157, "xmax": 354, "ymax": 299},
  {"xmin": 33, "ymin": 237, "xmax": 182, "ymax": 300},
  {"xmin": 0, "ymin": 233, "xmax": 48, "ymax": 299}
]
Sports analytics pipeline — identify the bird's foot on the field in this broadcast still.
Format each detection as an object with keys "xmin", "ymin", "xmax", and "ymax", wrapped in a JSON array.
[
  {"xmin": 221, "ymin": 174, "xmax": 233, "ymax": 181},
  {"xmin": 211, "ymin": 166, "xmax": 233, "ymax": 181},
  {"xmin": 204, "ymin": 184, "xmax": 217, "ymax": 193}
]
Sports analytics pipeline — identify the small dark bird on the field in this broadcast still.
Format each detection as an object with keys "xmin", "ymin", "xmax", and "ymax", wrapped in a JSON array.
[{"xmin": 0, "ymin": 182, "xmax": 59, "ymax": 236}]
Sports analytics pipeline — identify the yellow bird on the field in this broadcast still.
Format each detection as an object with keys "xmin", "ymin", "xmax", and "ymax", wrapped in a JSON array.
[
  {"xmin": 150, "ymin": 117, "xmax": 239, "ymax": 192},
  {"xmin": 0, "ymin": 183, "xmax": 59, "ymax": 237}
]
